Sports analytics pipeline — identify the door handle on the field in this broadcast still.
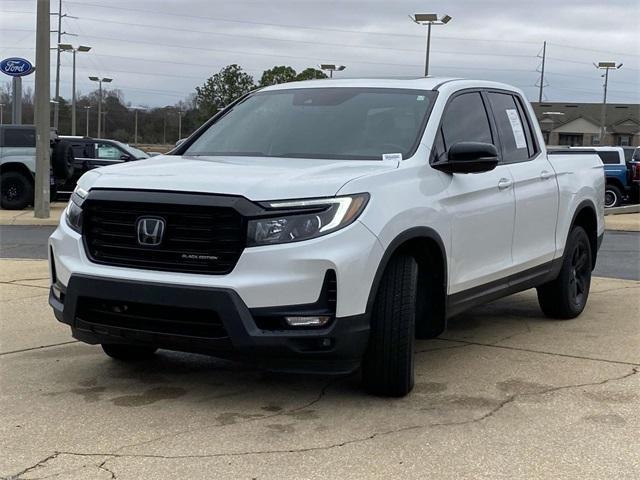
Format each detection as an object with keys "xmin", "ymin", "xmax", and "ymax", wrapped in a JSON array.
[
  {"xmin": 540, "ymin": 170, "xmax": 553, "ymax": 180},
  {"xmin": 498, "ymin": 178, "xmax": 512, "ymax": 190}
]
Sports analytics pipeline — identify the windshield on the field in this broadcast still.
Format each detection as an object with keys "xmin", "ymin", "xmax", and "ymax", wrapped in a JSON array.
[
  {"xmin": 117, "ymin": 141, "xmax": 149, "ymax": 159},
  {"xmin": 184, "ymin": 88, "xmax": 437, "ymax": 160}
]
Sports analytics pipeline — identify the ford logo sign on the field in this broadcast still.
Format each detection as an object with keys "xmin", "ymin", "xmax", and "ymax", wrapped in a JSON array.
[{"xmin": 0, "ymin": 57, "xmax": 34, "ymax": 77}]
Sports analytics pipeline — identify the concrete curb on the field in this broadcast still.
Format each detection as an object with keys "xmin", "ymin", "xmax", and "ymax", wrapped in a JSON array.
[{"xmin": 605, "ymin": 204, "xmax": 640, "ymax": 215}]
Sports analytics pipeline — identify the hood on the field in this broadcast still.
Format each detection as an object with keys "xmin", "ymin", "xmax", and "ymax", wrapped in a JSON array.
[{"xmin": 78, "ymin": 154, "xmax": 397, "ymax": 200}]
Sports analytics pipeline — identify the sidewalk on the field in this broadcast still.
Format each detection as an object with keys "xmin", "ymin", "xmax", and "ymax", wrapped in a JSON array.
[{"xmin": 0, "ymin": 203, "xmax": 65, "ymax": 226}]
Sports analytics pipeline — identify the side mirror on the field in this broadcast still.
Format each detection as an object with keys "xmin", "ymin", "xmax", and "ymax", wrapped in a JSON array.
[
  {"xmin": 432, "ymin": 141, "xmax": 499, "ymax": 174},
  {"xmin": 120, "ymin": 154, "xmax": 131, "ymax": 161}
]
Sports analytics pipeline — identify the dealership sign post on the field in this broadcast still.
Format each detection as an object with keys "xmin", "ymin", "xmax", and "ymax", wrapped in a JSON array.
[{"xmin": 0, "ymin": 57, "xmax": 35, "ymax": 125}]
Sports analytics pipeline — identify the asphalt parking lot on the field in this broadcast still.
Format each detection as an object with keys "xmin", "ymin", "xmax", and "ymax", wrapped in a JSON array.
[{"xmin": 1, "ymin": 228, "xmax": 639, "ymax": 479}]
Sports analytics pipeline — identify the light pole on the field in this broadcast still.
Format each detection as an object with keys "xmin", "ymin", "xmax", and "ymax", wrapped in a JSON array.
[
  {"xmin": 59, "ymin": 44, "xmax": 91, "ymax": 135},
  {"xmin": 89, "ymin": 76, "xmax": 112, "ymax": 138},
  {"xmin": 177, "ymin": 109, "xmax": 183, "ymax": 141},
  {"xmin": 594, "ymin": 61, "xmax": 622, "ymax": 144},
  {"xmin": 84, "ymin": 105, "xmax": 91, "ymax": 136},
  {"xmin": 0, "ymin": 103, "xmax": 4, "ymax": 124},
  {"xmin": 411, "ymin": 13, "xmax": 452, "ymax": 77},
  {"xmin": 131, "ymin": 106, "xmax": 145, "ymax": 145},
  {"xmin": 35, "ymin": 0, "xmax": 51, "ymax": 218},
  {"xmin": 319, "ymin": 64, "xmax": 346, "ymax": 79}
]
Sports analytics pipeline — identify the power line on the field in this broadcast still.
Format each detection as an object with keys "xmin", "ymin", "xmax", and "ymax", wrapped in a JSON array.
[{"xmin": 72, "ymin": 15, "xmax": 539, "ymax": 59}]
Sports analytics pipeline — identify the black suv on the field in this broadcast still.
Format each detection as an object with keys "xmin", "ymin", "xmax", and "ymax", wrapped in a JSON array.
[{"xmin": 57, "ymin": 137, "xmax": 149, "ymax": 194}]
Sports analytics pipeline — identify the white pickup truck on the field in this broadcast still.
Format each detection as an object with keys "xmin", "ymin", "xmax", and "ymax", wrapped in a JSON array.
[{"xmin": 49, "ymin": 78, "xmax": 605, "ymax": 396}]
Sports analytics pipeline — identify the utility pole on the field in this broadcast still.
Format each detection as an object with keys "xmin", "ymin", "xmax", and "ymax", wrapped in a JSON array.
[
  {"xmin": 34, "ymin": 0, "xmax": 51, "ymax": 218},
  {"xmin": 177, "ymin": 109, "xmax": 183, "ymax": 141},
  {"xmin": 84, "ymin": 105, "xmax": 90, "ymax": 136},
  {"xmin": 53, "ymin": 0, "xmax": 62, "ymax": 130},
  {"xmin": 594, "ymin": 61, "xmax": 623, "ymax": 144},
  {"xmin": 163, "ymin": 114, "xmax": 167, "ymax": 144},
  {"xmin": 538, "ymin": 41, "xmax": 547, "ymax": 102},
  {"xmin": 134, "ymin": 108, "xmax": 139, "ymax": 144}
]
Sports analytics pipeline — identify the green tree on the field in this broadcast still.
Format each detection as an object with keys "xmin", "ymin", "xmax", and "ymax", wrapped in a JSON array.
[
  {"xmin": 295, "ymin": 68, "xmax": 328, "ymax": 81},
  {"xmin": 195, "ymin": 64, "xmax": 255, "ymax": 119},
  {"xmin": 259, "ymin": 65, "xmax": 297, "ymax": 87}
]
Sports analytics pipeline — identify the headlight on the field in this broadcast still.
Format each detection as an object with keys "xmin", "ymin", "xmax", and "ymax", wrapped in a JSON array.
[
  {"xmin": 65, "ymin": 187, "xmax": 87, "ymax": 233},
  {"xmin": 247, "ymin": 193, "xmax": 369, "ymax": 246}
]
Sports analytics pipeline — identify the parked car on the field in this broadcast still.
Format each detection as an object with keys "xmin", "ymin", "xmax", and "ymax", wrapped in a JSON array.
[
  {"xmin": 56, "ymin": 136, "xmax": 149, "ymax": 195},
  {"xmin": 621, "ymin": 146, "xmax": 640, "ymax": 162},
  {"xmin": 0, "ymin": 124, "xmax": 75, "ymax": 209},
  {"xmin": 569, "ymin": 146, "xmax": 638, "ymax": 207},
  {"xmin": 49, "ymin": 78, "xmax": 605, "ymax": 397}
]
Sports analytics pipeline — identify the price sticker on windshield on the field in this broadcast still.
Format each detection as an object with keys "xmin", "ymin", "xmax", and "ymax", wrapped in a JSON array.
[{"xmin": 382, "ymin": 153, "xmax": 403, "ymax": 161}]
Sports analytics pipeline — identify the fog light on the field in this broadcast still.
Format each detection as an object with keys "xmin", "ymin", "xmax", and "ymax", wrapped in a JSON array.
[
  {"xmin": 284, "ymin": 315, "xmax": 331, "ymax": 327},
  {"xmin": 51, "ymin": 284, "xmax": 62, "ymax": 301}
]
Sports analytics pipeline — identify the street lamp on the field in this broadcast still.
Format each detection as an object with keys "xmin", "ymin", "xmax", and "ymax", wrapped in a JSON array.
[
  {"xmin": 411, "ymin": 13, "xmax": 452, "ymax": 77},
  {"xmin": 319, "ymin": 64, "xmax": 346, "ymax": 78},
  {"xmin": 89, "ymin": 76, "xmax": 112, "ymax": 138},
  {"xmin": 59, "ymin": 44, "xmax": 91, "ymax": 135},
  {"xmin": 594, "ymin": 61, "xmax": 623, "ymax": 144},
  {"xmin": 83, "ymin": 105, "xmax": 91, "ymax": 137},
  {"xmin": 0, "ymin": 103, "xmax": 4, "ymax": 125}
]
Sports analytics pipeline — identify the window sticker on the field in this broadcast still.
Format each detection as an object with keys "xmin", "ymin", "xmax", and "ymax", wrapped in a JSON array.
[
  {"xmin": 416, "ymin": 95, "xmax": 425, "ymax": 101},
  {"xmin": 505, "ymin": 109, "xmax": 527, "ymax": 149},
  {"xmin": 382, "ymin": 153, "xmax": 403, "ymax": 161}
]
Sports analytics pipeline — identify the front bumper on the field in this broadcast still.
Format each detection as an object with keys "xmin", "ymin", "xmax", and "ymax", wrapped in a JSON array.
[{"xmin": 50, "ymin": 274, "xmax": 369, "ymax": 374}]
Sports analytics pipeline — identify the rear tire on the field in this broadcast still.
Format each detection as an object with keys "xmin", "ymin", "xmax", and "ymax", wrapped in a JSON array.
[
  {"xmin": 362, "ymin": 254, "xmax": 417, "ymax": 397},
  {"xmin": 1, "ymin": 170, "xmax": 34, "ymax": 210},
  {"xmin": 604, "ymin": 184, "xmax": 622, "ymax": 208},
  {"xmin": 102, "ymin": 344, "xmax": 157, "ymax": 361},
  {"xmin": 537, "ymin": 226, "xmax": 592, "ymax": 319}
]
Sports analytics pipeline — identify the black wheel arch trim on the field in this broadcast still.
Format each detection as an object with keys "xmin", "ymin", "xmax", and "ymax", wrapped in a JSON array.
[
  {"xmin": 365, "ymin": 226, "xmax": 448, "ymax": 318},
  {"xmin": 567, "ymin": 198, "xmax": 601, "ymax": 269}
]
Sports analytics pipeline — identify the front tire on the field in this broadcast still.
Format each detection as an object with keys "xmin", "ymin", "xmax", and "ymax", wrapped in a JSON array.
[
  {"xmin": 1, "ymin": 171, "xmax": 34, "ymax": 210},
  {"xmin": 362, "ymin": 254, "xmax": 417, "ymax": 397},
  {"xmin": 537, "ymin": 226, "xmax": 592, "ymax": 319},
  {"xmin": 102, "ymin": 344, "xmax": 157, "ymax": 361}
]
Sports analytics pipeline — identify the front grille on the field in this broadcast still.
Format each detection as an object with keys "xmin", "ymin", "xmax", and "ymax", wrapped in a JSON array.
[
  {"xmin": 83, "ymin": 199, "xmax": 245, "ymax": 274},
  {"xmin": 76, "ymin": 296, "xmax": 227, "ymax": 339}
]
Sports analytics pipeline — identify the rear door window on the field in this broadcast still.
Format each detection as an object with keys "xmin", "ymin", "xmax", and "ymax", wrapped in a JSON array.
[
  {"xmin": 71, "ymin": 141, "xmax": 94, "ymax": 158},
  {"xmin": 487, "ymin": 92, "xmax": 530, "ymax": 162}
]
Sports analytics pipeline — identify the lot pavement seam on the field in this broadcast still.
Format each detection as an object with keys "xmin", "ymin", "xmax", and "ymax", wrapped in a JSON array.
[
  {"xmin": 438, "ymin": 338, "xmax": 640, "ymax": 367},
  {"xmin": 6, "ymin": 367, "xmax": 636, "ymax": 479},
  {"xmin": 0, "ymin": 341, "xmax": 79, "ymax": 357}
]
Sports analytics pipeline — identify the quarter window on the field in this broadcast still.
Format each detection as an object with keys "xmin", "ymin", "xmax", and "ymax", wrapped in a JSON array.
[
  {"xmin": 487, "ymin": 93, "xmax": 530, "ymax": 162},
  {"xmin": 441, "ymin": 92, "xmax": 493, "ymax": 150},
  {"xmin": 3, "ymin": 128, "xmax": 36, "ymax": 147}
]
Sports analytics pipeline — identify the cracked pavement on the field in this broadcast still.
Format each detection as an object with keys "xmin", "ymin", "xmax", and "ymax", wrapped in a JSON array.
[{"xmin": 1, "ymin": 258, "xmax": 639, "ymax": 479}]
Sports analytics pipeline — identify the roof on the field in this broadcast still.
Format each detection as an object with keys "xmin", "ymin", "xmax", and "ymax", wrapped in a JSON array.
[
  {"xmin": 531, "ymin": 102, "xmax": 640, "ymax": 133},
  {"xmin": 259, "ymin": 77, "xmax": 517, "ymax": 93}
]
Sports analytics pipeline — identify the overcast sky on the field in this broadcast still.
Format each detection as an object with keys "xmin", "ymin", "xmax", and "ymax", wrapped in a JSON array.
[{"xmin": 1, "ymin": 0, "xmax": 638, "ymax": 107}]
